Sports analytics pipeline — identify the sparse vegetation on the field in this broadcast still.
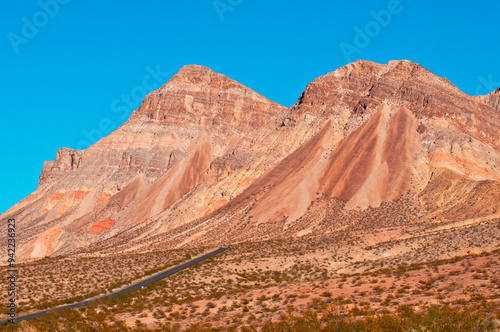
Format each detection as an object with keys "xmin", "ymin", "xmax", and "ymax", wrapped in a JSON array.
[{"xmin": 1, "ymin": 213, "xmax": 498, "ymax": 331}]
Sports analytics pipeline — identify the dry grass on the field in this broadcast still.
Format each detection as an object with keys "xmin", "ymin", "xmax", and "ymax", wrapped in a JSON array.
[{"xmin": 0, "ymin": 219, "xmax": 498, "ymax": 331}]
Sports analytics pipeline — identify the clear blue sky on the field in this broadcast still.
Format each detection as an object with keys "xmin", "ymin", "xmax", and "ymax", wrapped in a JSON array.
[{"xmin": 1, "ymin": 0, "xmax": 499, "ymax": 214}]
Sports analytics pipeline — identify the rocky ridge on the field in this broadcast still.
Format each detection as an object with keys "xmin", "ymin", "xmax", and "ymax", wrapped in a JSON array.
[{"xmin": 1, "ymin": 60, "xmax": 499, "ymax": 260}]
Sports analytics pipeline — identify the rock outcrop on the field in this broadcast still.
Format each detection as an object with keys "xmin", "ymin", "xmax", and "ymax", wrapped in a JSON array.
[{"xmin": 2, "ymin": 60, "xmax": 499, "ymax": 260}]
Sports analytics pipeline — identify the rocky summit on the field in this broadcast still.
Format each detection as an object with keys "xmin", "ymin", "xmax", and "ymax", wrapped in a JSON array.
[{"xmin": 2, "ymin": 60, "xmax": 499, "ymax": 261}]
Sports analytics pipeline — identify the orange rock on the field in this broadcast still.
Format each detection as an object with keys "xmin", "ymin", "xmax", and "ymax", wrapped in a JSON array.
[
  {"xmin": 203, "ymin": 198, "xmax": 228, "ymax": 216},
  {"xmin": 89, "ymin": 217, "xmax": 115, "ymax": 234},
  {"xmin": 30, "ymin": 229, "xmax": 63, "ymax": 258},
  {"xmin": 68, "ymin": 190, "xmax": 90, "ymax": 199},
  {"xmin": 56, "ymin": 190, "xmax": 90, "ymax": 217},
  {"xmin": 43, "ymin": 192, "xmax": 66, "ymax": 214},
  {"xmin": 214, "ymin": 199, "xmax": 228, "ymax": 209},
  {"xmin": 429, "ymin": 151, "xmax": 499, "ymax": 180},
  {"xmin": 97, "ymin": 193, "xmax": 112, "ymax": 205},
  {"xmin": 49, "ymin": 192, "xmax": 66, "ymax": 201}
]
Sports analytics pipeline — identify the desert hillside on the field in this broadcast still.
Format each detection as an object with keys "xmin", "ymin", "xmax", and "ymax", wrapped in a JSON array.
[
  {"xmin": 1, "ymin": 60, "xmax": 499, "ymax": 331},
  {"xmin": 1, "ymin": 60, "xmax": 499, "ymax": 261}
]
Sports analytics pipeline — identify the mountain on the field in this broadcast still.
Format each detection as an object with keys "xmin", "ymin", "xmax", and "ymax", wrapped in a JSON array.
[{"xmin": 2, "ymin": 60, "xmax": 499, "ymax": 261}]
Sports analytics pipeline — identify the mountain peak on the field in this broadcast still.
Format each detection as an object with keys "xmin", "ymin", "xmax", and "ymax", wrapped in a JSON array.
[
  {"xmin": 3, "ymin": 60, "xmax": 499, "ymax": 264},
  {"xmin": 161, "ymin": 64, "xmax": 226, "ymax": 88},
  {"xmin": 292, "ymin": 59, "xmax": 499, "ymax": 148},
  {"xmin": 174, "ymin": 64, "xmax": 217, "ymax": 79},
  {"xmin": 177, "ymin": 64, "xmax": 216, "ymax": 73},
  {"xmin": 329, "ymin": 59, "xmax": 427, "ymax": 80},
  {"xmin": 129, "ymin": 64, "xmax": 286, "ymax": 131}
]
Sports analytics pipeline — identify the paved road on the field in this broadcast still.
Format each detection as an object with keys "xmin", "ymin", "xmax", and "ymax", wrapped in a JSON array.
[{"xmin": 9, "ymin": 246, "xmax": 229, "ymax": 323}]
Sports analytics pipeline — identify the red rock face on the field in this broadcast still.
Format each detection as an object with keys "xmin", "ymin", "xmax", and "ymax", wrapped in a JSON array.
[
  {"xmin": 97, "ymin": 193, "xmax": 112, "ymax": 205},
  {"xmin": 1, "ymin": 60, "xmax": 499, "ymax": 260},
  {"xmin": 292, "ymin": 60, "xmax": 499, "ymax": 148},
  {"xmin": 320, "ymin": 105, "xmax": 417, "ymax": 209},
  {"xmin": 89, "ymin": 217, "xmax": 115, "ymax": 234},
  {"xmin": 240, "ymin": 120, "xmax": 333, "ymax": 224},
  {"xmin": 130, "ymin": 65, "xmax": 285, "ymax": 133}
]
